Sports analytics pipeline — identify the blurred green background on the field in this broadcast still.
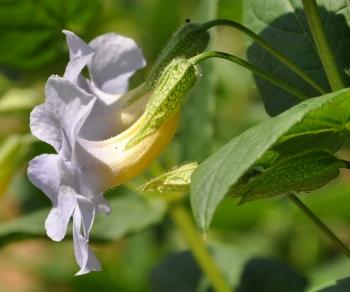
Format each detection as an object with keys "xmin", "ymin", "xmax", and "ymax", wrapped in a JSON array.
[{"xmin": 1, "ymin": 0, "xmax": 350, "ymax": 291}]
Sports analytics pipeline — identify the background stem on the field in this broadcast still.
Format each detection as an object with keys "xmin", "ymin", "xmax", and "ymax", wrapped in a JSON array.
[
  {"xmin": 302, "ymin": 0, "xmax": 345, "ymax": 91},
  {"xmin": 126, "ymin": 181, "xmax": 233, "ymax": 292},
  {"xmin": 287, "ymin": 193, "xmax": 350, "ymax": 258},
  {"xmin": 169, "ymin": 203, "xmax": 232, "ymax": 292},
  {"xmin": 200, "ymin": 19, "xmax": 326, "ymax": 94}
]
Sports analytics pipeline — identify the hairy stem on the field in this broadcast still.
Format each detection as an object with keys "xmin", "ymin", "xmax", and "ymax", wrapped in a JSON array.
[
  {"xmin": 169, "ymin": 203, "xmax": 232, "ymax": 292},
  {"xmin": 301, "ymin": 0, "xmax": 345, "ymax": 91},
  {"xmin": 200, "ymin": 19, "xmax": 326, "ymax": 94},
  {"xmin": 192, "ymin": 51, "xmax": 308, "ymax": 101},
  {"xmin": 287, "ymin": 193, "xmax": 350, "ymax": 258}
]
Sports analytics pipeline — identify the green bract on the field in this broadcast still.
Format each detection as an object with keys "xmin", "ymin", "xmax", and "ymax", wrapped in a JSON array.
[
  {"xmin": 126, "ymin": 58, "xmax": 199, "ymax": 149},
  {"xmin": 146, "ymin": 22, "xmax": 209, "ymax": 89},
  {"xmin": 141, "ymin": 162, "xmax": 198, "ymax": 193},
  {"xmin": 236, "ymin": 150, "xmax": 344, "ymax": 204}
]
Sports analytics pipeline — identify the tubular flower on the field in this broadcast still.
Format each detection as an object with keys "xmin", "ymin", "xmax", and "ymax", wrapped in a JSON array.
[
  {"xmin": 27, "ymin": 30, "xmax": 199, "ymax": 275},
  {"xmin": 28, "ymin": 31, "xmax": 147, "ymax": 275}
]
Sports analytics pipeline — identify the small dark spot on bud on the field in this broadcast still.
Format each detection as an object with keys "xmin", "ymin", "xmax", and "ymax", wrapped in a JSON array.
[{"xmin": 185, "ymin": 18, "xmax": 191, "ymax": 23}]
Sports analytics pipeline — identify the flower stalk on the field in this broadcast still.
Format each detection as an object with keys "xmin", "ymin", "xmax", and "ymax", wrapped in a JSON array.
[
  {"xmin": 200, "ymin": 19, "xmax": 326, "ymax": 94},
  {"xmin": 191, "ymin": 51, "xmax": 309, "ymax": 101},
  {"xmin": 286, "ymin": 193, "xmax": 350, "ymax": 258}
]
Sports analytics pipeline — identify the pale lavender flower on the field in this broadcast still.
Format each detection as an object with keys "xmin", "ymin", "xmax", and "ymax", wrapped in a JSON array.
[{"xmin": 28, "ymin": 31, "xmax": 146, "ymax": 275}]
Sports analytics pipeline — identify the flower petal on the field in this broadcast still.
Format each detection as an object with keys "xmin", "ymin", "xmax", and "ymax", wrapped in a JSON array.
[
  {"xmin": 63, "ymin": 30, "xmax": 93, "ymax": 60},
  {"xmin": 79, "ymin": 87, "xmax": 148, "ymax": 141},
  {"xmin": 27, "ymin": 154, "xmax": 60, "ymax": 204},
  {"xmin": 30, "ymin": 76, "xmax": 96, "ymax": 157},
  {"xmin": 45, "ymin": 186, "xmax": 77, "ymax": 241},
  {"xmin": 76, "ymin": 196, "xmax": 95, "ymax": 238},
  {"xmin": 30, "ymin": 104, "xmax": 62, "ymax": 152},
  {"xmin": 88, "ymin": 33, "xmax": 146, "ymax": 94},
  {"xmin": 62, "ymin": 30, "xmax": 95, "ymax": 85},
  {"xmin": 73, "ymin": 206, "xmax": 101, "ymax": 275},
  {"xmin": 92, "ymin": 195, "xmax": 111, "ymax": 214},
  {"xmin": 87, "ymin": 81, "xmax": 123, "ymax": 105}
]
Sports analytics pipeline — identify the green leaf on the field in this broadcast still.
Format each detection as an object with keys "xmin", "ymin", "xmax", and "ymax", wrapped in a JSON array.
[
  {"xmin": 92, "ymin": 194, "xmax": 166, "ymax": 240},
  {"xmin": 0, "ymin": 0, "xmax": 102, "ymax": 71},
  {"xmin": 0, "ymin": 193, "xmax": 166, "ymax": 245},
  {"xmin": 191, "ymin": 88, "xmax": 350, "ymax": 231},
  {"xmin": 310, "ymin": 277, "xmax": 350, "ymax": 292},
  {"xmin": 150, "ymin": 251, "xmax": 202, "ymax": 292},
  {"xmin": 244, "ymin": 0, "xmax": 350, "ymax": 115},
  {"xmin": 237, "ymin": 257, "xmax": 308, "ymax": 292},
  {"xmin": 0, "ymin": 134, "xmax": 35, "ymax": 195},
  {"xmin": 0, "ymin": 88, "xmax": 41, "ymax": 114},
  {"xmin": 141, "ymin": 162, "xmax": 198, "ymax": 193}
]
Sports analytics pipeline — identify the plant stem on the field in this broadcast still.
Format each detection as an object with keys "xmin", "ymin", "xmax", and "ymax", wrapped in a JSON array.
[
  {"xmin": 169, "ymin": 203, "xmax": 232, "ymax": 292},
  {"xmin": 125, "ymin": 180, "xmax": 232, "ymax": 291},
  {"xmin": 301, "ymin": 0, "xmax": 345, "ymax": 91},
  {"xmin": 191, "ymin": 51, "xmax": 308, "ymax": 101},
  {"xmin": 200, "ymin": 19, "xmax": 326, "ymax": 95},
  {"xmin": 286, "ymin": 193, "xmax": 350, "ymax": 258}
]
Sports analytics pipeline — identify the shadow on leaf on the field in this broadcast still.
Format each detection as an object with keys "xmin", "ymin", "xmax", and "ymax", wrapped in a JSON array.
[
  {"xmin": 237, "ymin": 257, "xmax": 308, "ymax": 292},
  {"xmin": 245, "ymin": 1, "xmax": 350, "ymax": 115}
]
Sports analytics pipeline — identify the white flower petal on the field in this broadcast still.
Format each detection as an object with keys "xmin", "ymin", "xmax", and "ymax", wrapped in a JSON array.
[
  {"xmin": 79, "ymin": 87, "xmax": 148, "ymax": 141},
  {"xmin": 88, "ymin": 80, "xmax": 123, "ymax": 105},
  {"xmin": 73, "ymin": 207, "xmax": 101, "ymax": 275},
  {"xmin": 78, "ymin": 98, "xmax": 125, "ymax": 140},
  {"xmin": 31, "ymin": 76, "xmax": 96, "ymax": 158},
  {"xmin": 30, "ymin": 104, "xmax": 62, "ymax": 152},
  {"xmin": 76, "ymin": 196, "xmax": 95, "ymax": 238},
  {"xmin": 27, "ymin": 154, "xmax": 60, "ymax": 204},
  {"xmin": 62, "ymin": 30, "xmax": 95, "ymax": 85},
  {"xmin": 45, "ymin": 186, "xmax": 77, "ymax": 241},
  {"xmin": 63, "ymin": 30, "xmax": 93, "ymax": 59},
  {"xmin": 92, "ymin": 195, "xmax": 111, "ymax": 214},
  {"xmin": 28, "ymin": 29, "xmax": 149, "ymax": 275},
  {"xmin": 88, "ymin": 33, "xmax": 146, "ymax": 94}
]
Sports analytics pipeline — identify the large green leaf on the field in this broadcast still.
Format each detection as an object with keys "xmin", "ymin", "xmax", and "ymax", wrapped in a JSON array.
[
  {"xmin": 237, "ymin": 257, "xmax": 308, "ymax": 292},
  {"xmin": 190, "ymin": 88, "xmax": 350, "ymax": 231},
  {"xmin": 0, "ymin": 193, "xmax": 166, "ymax": 245},
  {"xmin": 244, "ymin": 0, "xmax": 350, "ymax": 115},
  {"xmin": 0, "ymin": 0, "xmax": 102, "ymax": 71}
]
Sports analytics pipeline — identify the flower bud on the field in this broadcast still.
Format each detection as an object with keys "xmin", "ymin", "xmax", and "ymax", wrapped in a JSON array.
[
  {"xmin": 146, "ymin": 22, "xmax": 209, "ymax": 89},
  {"xmin": 126, "ymin": 58, "xmax": 199, "ymax": 149}
]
